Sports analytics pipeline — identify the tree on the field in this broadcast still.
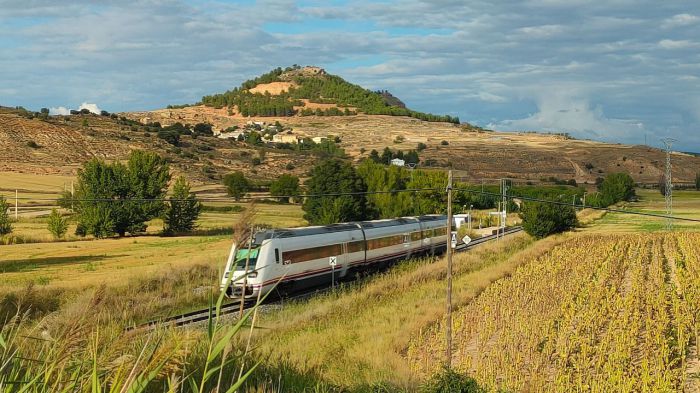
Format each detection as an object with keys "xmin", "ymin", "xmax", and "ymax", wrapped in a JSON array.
[
  {"xmin": 381, "ymin": 147, "xmax": 393, "ymax": 164},
  {"xmin": 223, "ymin": 172, "xmax": 251, "ymax": 201},
  {"xmin": 157, "ymin": 129, "xmax": 180, "ymax": 146},
  {"xmin": 163, "ymin": 177, "xmax": 201, "ymax": 235},
  {"xmin": 0, "ymin": 195, "xmax": 12, "ymax": 235},
  {"xmin": 520, "ymin": 200, "xmax": 578, "ymax": 239},
  {"xmin": 416, "ymin": 142, "xmax": 427, "ymax": 152},
  {"xmin": 369, "ymin": 149, "xmax": 381, "ymax": 163},
  {"xmin": 597, "ymin": 172, "xmax": 636, "ymax": 207},
  {"xmin": 270, "ymin": 174, "xmax": 301, "ymax": 203},
  {"xmin": 47, "ymin": 209, "xmax": 68, "ymax": 239},
  {"xmin": 302, "ymin": 159, "xmax": 368, "ymax": 224},
  {"xmin": 73, "ymin": 150, "xmax": 170, "ymax": 237},
  {"xmin": 193, "ymin": 122, "xmax": 213, "ymax": 135}
]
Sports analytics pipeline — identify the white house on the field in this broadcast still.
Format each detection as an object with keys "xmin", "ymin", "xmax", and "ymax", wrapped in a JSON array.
[
  {"xmin": 390, "ymin": 158, "xmax": 405, "ymax": 167},
  {"xmin": 273, "ymin": 134, "xmax": 299, "ymax": 143},
  {"xmin": 217, "ymin": 132, "xmax": 242, "ymax": 140}
]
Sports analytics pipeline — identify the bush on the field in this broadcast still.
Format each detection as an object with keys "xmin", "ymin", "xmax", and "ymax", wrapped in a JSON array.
[
  {"xmin": 0, "ymin": 195, "xmax": 12, "ymax": 235},
  {"xmin": 421, "ymin": 367, "xmax": 486, "ymax": 393},
  {"xmin": 26, "ymin": 140, "xmax": 40, "ymax": 149},
  {"xmin": 285, "ymin": 162, "xmax": 295, "ymax": 170},
  {"xmin": 520, "ymin": 200, "xmax": 578, "ymax": 239},
  {"xmin": 440, "ymin": 140, "xmax": 449, "ymax": 146},
  {"xmin": 394, "ymin": 135, "xmax": 405, "ymax": 143},
  {"xmin": 47, "ymin": 209, "xmax": 68, "ymax": 239},
  {"xmin": 417, "ymin": 142, "xmax": 427, "ymax": 151}
]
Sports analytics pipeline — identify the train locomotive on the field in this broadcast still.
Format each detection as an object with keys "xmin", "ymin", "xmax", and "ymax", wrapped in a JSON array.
[{"xmin": 220, "ymin": 215, "xmax": 455, "ymax": 299}]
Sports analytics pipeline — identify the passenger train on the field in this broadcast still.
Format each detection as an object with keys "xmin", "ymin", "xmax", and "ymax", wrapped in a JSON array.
[{"xmin": 220, "ymin": 215, "xmax": 456, "ymax": 299}]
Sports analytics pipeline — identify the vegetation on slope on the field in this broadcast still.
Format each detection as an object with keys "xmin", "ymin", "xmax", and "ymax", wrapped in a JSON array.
[{"xmin": 201, "ymin": 66, "xmax": 460, "ymax": 123}]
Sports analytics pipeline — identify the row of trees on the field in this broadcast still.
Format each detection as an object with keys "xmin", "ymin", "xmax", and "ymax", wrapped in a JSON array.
[{"xmin": 368, "ymin": 148, "xmax": 420, "ymax": 165}]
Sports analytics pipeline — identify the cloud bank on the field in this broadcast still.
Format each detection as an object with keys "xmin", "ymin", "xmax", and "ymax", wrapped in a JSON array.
[{"xmin": 1, "ymin": 0, "xmax": 699, "ymax": 150}]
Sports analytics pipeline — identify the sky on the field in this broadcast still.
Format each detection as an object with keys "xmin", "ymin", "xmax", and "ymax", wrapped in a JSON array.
[{"xmin": 1, "ymin": 0, "xmax": 699, "ymax": 151}]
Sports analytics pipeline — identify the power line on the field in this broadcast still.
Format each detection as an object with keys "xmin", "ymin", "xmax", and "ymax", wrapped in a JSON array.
[
  {"xmin": 6, "ymin": 186, "xmax": 700, "ymax": 224},
  {"xmin": 453, "ymin": 187, "xmax": 700, "ymax": 224}
]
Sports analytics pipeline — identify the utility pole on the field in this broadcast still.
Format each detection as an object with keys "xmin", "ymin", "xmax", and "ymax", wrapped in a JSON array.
[
  {"xmin": 15, "ymin": 190, "xmax": 18, "ymax": 220},
  {"xmin": 500, "ymin": 179, "xmax": 509, "ymax": 240},
  {"xmin": 661, "ymin": 138, "xmax": 676, "ymax": 231},
  {"xmin": 71, "ymin": 181, "xmax": 74, "ymax": 211},
  {"xmin": 445, "ymin": 170, "xmax": 454, "ymax": 368}
]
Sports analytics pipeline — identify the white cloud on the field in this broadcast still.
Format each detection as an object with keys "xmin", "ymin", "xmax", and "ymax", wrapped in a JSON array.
[
  {"xmin": 661, "ymin": 13, "xmax": 699, "ymax": 28},
  {"xmin": 78, "ymin": 102, "xmax": 101, "ymax": 114},
  {"xmin": 49, "ymin": 106, "xmax": 70, "ymax": 115},
  {"xmin": 658, "ymin": 39, "xmax": 696, "ymax": 49},
  {"xmin": 493, "ymin": 93, "xmax": 644, "ymax": 141}
]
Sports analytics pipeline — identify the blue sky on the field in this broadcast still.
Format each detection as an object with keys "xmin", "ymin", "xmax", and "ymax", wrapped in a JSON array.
[{"xmin": 1, "ymin": 0, "xmax": 699, "ymax": 151}]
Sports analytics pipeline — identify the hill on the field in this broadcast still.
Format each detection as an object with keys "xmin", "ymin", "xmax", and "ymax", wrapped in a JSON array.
[
  {"xmin": 3, "ymin": 105, "xmax": 700, "ymax": 189},
  {"xmin": 2, "ymin": 64, "xmax": 700, "ymax": 188},
  {"xmin": 198, "ymin": 65, "xmax": 459, "ymax": 123}
]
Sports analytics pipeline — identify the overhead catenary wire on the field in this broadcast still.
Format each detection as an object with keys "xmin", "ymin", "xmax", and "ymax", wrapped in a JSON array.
[{"xmin": 6, "ymin": 187, "xmax": 700, "ymax": 224}]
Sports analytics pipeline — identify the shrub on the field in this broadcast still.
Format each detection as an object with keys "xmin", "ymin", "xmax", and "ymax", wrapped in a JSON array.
[
  {"xmin": 440, "ymin": 140, "xmax": 449, "ymax": 146},
  {"xmin": 26, "ymin": 140, "xmax": 40, "ymax": 149},
  {"xmin": 394, "ymin": 135, "xmax": 405, "ymax": 143},
  {"xmin": 417, "ymin": 142, "xmax": 427, "ymax": 151},
  {"xmin": 47, "ymin": 209, "xmax": 68, "ymax": 239},
  {"xmin": 520, "ymin": 200, "xmax": 578, "ymax": 239},
  {"xmin": 0, "ymin": 195, "xmax": 12, "ymax": 235},
  {"xmin": 251, "ymin": 157, "xmax": 261, "ymax": 166},
  {"xmin": 421, "ymin": 367, "xmax": 486, "ymax": 393},
  {"xmin": 285, "ymin": 162, "xmax": 295, "ymax": 170}
]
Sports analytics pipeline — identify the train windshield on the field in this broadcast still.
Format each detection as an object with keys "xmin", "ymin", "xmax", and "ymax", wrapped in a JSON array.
[{"xmin": 234, "ymin": 246, "xmax": 259, "ymax": 270}]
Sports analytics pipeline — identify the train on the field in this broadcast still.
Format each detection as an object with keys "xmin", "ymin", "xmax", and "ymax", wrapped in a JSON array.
[{"xmin": 220, "ymin": 215, "xmax": 458, "ymax": 299}]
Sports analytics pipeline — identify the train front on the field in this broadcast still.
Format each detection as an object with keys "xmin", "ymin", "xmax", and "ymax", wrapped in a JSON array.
[{"xmin": 220, "ymin": 239, "xmax": 264, "ymax": 299}]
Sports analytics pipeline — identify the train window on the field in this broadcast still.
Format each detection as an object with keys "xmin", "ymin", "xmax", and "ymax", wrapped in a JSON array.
[
  {"xmin": 410, "ymin": 231, "xmax": 422, "ymax": 241},
  {"xmin": 282, "ymin": 243, "xmax": 343, "ymax": 264},
  {"xmin": 347, "ymin": 240, "xmax": 365, "ymax": 253},
  {"xmin": 275, "ymin": 248, "xmax": 280, "ymax": 263},
  {"xmin": 366, "ymin": 235, "xmax": 405, "ymax": 250}
]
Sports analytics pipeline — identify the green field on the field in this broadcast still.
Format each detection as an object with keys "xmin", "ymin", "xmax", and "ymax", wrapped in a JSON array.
[{"xmin": 586, "ymin": 188, "xmax": 700, "ymax": 233}]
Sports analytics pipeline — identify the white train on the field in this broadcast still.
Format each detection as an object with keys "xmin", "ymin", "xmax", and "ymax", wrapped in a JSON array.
[{"xmin": 220, "ymin": 215, "xmax": 454, "ymax": 299}]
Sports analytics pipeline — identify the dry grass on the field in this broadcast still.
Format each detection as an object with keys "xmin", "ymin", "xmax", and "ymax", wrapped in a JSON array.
[{"xmin": 250, "ymin": 232, "xmax": 560, "ymax": 389}]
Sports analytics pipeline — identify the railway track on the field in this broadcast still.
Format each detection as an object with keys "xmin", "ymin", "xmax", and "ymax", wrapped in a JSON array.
[{"xmin": 128, "ymin": 226, "xmax": 523, "ymax": 331}]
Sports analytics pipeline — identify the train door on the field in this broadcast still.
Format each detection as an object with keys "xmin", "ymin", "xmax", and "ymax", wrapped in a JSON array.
[
  {"xmin": 338, "ymin": 242, "xmax": 349, "ymax": 278},
  {"xmin": 403, "ymin": 232, "xmax": 411, "ymax": 259}
]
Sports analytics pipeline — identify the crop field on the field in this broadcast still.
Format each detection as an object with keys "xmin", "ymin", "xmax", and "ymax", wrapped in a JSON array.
[{"xmin": 408, "ymin": 233, "xmax": 700, "ymax": 392}]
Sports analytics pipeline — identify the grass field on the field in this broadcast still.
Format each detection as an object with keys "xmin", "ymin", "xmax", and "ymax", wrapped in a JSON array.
[{"xmin": 586, "ymin": 189, "xmax": 700, "ymax": 233}]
